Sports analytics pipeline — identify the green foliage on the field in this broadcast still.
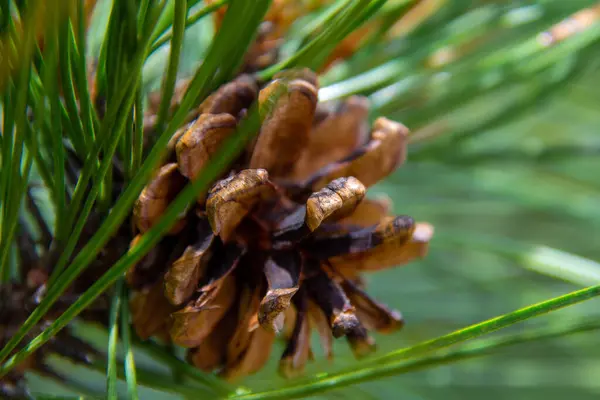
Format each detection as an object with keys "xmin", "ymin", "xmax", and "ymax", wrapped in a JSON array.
[{"xmin": 1, "ymin": 0, "xmax": 600, "ymax": 399}]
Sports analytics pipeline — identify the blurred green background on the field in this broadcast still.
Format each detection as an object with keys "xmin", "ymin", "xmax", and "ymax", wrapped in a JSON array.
[{"xmin": 20, "ymin": 0, "xmax": 600, "ymax": 398}]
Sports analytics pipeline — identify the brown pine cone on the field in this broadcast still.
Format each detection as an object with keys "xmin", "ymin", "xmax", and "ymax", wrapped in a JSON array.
[{"xmin": 128, "ymin": 67, "xmax": 433, "ymax": 381}]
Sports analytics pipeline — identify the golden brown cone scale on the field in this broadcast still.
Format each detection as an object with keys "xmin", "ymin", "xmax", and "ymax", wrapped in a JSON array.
[
  {"xmin": 258, "ymin": 287, "xmax": 298, "ymax": 332},
  {"xmin": 176, "ymin": 113, "xmax": 238, "ymax": 183},
  {"xmin": 169, "ymin": 275, "xmax": 236, "ymax": 348},
  {"xmin": 227, "ymin": 285, "xmax": 263, "ymax": 366},
  {"xmin": 273, "ymin": 68, "xmax": 319, "ymax": 88},
  {"xmin": 258, "ymin": 250, "xmax": 302, "ymax": 332},
  {"xmin": 198, "ymin": 74, "xmax": 259, "ymax": 117},
  {"xmin": 305, "ymin": 177, "xmax": 366, "ymax": 231},
  {"xmin": 130, "ymin": 278, "xmax": 176, "ymax": 340},
  {"xmin": 338, "ymin": 195, "xmax": 392, "ymax": 228},
  {"xmin": 307, "ymin": 300, "xmax": 333, "ymax": 360},
  {"xmin": 308, "ymin": 117, "xmax": 409, "ymax": 190},
  {"xmin": 346, "ymin": 332, "xmax": 377, "ymax": 359},
  {"xmin": 133, "ymin": 163, "xmax": 187, "ymax": 234},
  {"xmin": 206, "ymin": 169, "xmax": 274, "ymax": 242},
  {"xmin": 278, "ymin": 294, "xmax": 311, "ymax": 378},
  {"xmin": 187, "ymin": 308, "xmax": 237, "ymax": 372},
  {"xmin": 249, "ymin": 77, "xmax": 318, "ymax": 177},
  {"xmin": 305, "ymin": 268, "xmax": 365, "ymax": 341},
  {"xmin": 281, "ymin": 305, "xmax": 297, "ymax": 340},
  {"xmin": 340, "ymin": 279, "xmax": 404, "ymax": 333},
  {"xmin": 374, "ymin": 215, "xmax": 416, "ymax": 245},
  {"xmin": 331, "ymin": 308, "xmax": 361, "ymax": 338},
  {"xmin": 163, "ymin": 230, "xmax": 215, "ymax": 306},
  {"xmin": 221, "ymin": 325, "xmax": 276, "ymax": 381},
  {"xmin": 293, "ymin": 96, "xmax": 370, "ymax": 180},
  {"xmin": 166, "ymin": 124, "xmax": 190, "ymax": 155},
  {"xmin": 125, "ymin": 235, "xmax": 142, "ymax": 286},
  {"xmin": 148, "ymin": 74, "xmax": 256, "ymax": 138},
  {"xmin": 331, "ymin": 222, "xmax": 434, "ymax": 272}
]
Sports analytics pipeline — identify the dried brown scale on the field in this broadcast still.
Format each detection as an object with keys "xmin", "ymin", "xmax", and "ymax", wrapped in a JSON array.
[
  {"xmin": 345, "ymin": 328, "xmax": 377, "ymax": 359},
  {"xmin": 221, "ymin": 324, "xmax": 276, "ymax": 381},
  {"xmin": 213, "ymin": 2, "xmax": 369, "ymax": 75},
  {"xmin": 303, "ymin": 267, "xmax": 365, "ymax": 340},
  {"xmin": 198, "ymin": 241, "xmax": 245, "ymax": 292},
  {"xmin": 142, "ymin": 0, "xmax": 357, "ymax": 132},
  {"xmin": 126, "ymin": 223, "xmax": 194, "ymax": 290},
  {"xmin": 187, "ymin": 305, "xmax": 238, "ymax": 372},
  {"xmin": 281, "ymin": 305, "xmax": 298, "ymax": 340},
  {"xmin": 166, "ymin": 123, "xmax": 191, "ymax": 157},
  {"xmin": 304, "ymin": 117, "xmax": 409, "ymax": 190},
  {"xmin": 164, "ymin": 218, "xmax": 215, "ymax": 306},
  {"xmin": 128, "ymin": 67, "xmax": 432, "ymax": 380},
  {"xmin": 130, "ymin": 277, "xmax": 177, "ymax": 340},
  {"xmin": 145, "ymin": 74, "xmax": 258, "ymax": 148},
  {"xmin": 279, "ymin": 288, "xmax": 311, "ymax": 378},
  {"xmin": 273, "ymin": 68, "xmax": 320, "ymax": 88},
  {"xmin": 337, "ymin": 195, "xmax": 392, "ymax": 230},
  {"xmin": 330, "ymin": 222, "xmax": 433, "ymax": 273},
  {"xmin": 133, "ymin": 163, "xmax": 188, "ymax": 234},
  {"xmin": 307, "ymin": 299, "xmax": 334, "ymax": 360},
  {"xmin": 293, "ymin": 96, "xmax": 370, "ymax": 180},
  {"xmin": 376, "ymin": 215, "xmax": 417, "ymax": 245},
  {"xmin": 270, "ymin": 176, "xmax": 365, "ymax": 246},
  {"xmin": 199, "ymin": 75, "xmax": 259, "ymax": 117},
  {"xmin": 206, "ymin": 169, "xmax": 274, "ymax": 241},
  {"xmin": 301, "ymin": 215, "xmax": 416, "ymax": 260},
  {"xmin": 249, "ymin": 76, "xmax": 319, "ymax": 177},
  {"xmin": 305, "ymin": 176, "xmax": 366, "ymax": 231},
  {"xmin": 176, "ymin": 114, "xmax": 238, "ymax": 183},
  {"xmin": 339, "ymin": 278, "xmax": 404, "ymax": 333},
  {"xmin": 225, "ymin": 279, "xmax": 264, "ymax": 366},
  {"xmin": 258, "ymin": 250, "xmax": 302, "ymax": 332},
  {"xmin": 258, "ymin": 287, "xmax": 298, "ymax": 333},
  {"xmin": 170, "ymin": 274, "xmax": 237, "ymax": 347}
]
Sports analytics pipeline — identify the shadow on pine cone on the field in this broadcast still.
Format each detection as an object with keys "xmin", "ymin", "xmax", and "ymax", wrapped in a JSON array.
[{"xmin": 128, "ymin": 68, "xmax": 433, "ymax": 380}]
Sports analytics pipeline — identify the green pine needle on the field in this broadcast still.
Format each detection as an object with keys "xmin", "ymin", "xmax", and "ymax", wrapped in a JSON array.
[
  {"xmin": 236, "ymin": 318, "xmax": 600, "ymax": 400},
  {"xmin": 106, "ymin": 280, "xmax": 123, "ymax": 399},
  {"xmin": 232, "ymin": 284, "xmax": 600, "ymax": 399},
  {"xmin": 120, "ymin": 285, "xmax": 139, "ymax": 400},
  {"xmin": 435, "ymin": 232, "xmax": 600, "ymax": 287},
  {"xmin": 149, "ymin": 0, "xmax": 229, "ymax": 54},
  {"xmin": 154, "ymin": 0, "xmax": 188, "ymax": 133}
]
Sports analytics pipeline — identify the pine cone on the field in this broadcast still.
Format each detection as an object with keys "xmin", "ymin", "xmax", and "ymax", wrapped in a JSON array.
[{"xmin": 128, "ymin": 68, "xmax": 433, "ymax": 380}]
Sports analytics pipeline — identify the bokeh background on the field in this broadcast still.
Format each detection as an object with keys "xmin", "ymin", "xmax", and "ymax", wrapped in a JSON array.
[{"xmin": 22, "ymin": 0, "xmax": 600, "ymax": 398}]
